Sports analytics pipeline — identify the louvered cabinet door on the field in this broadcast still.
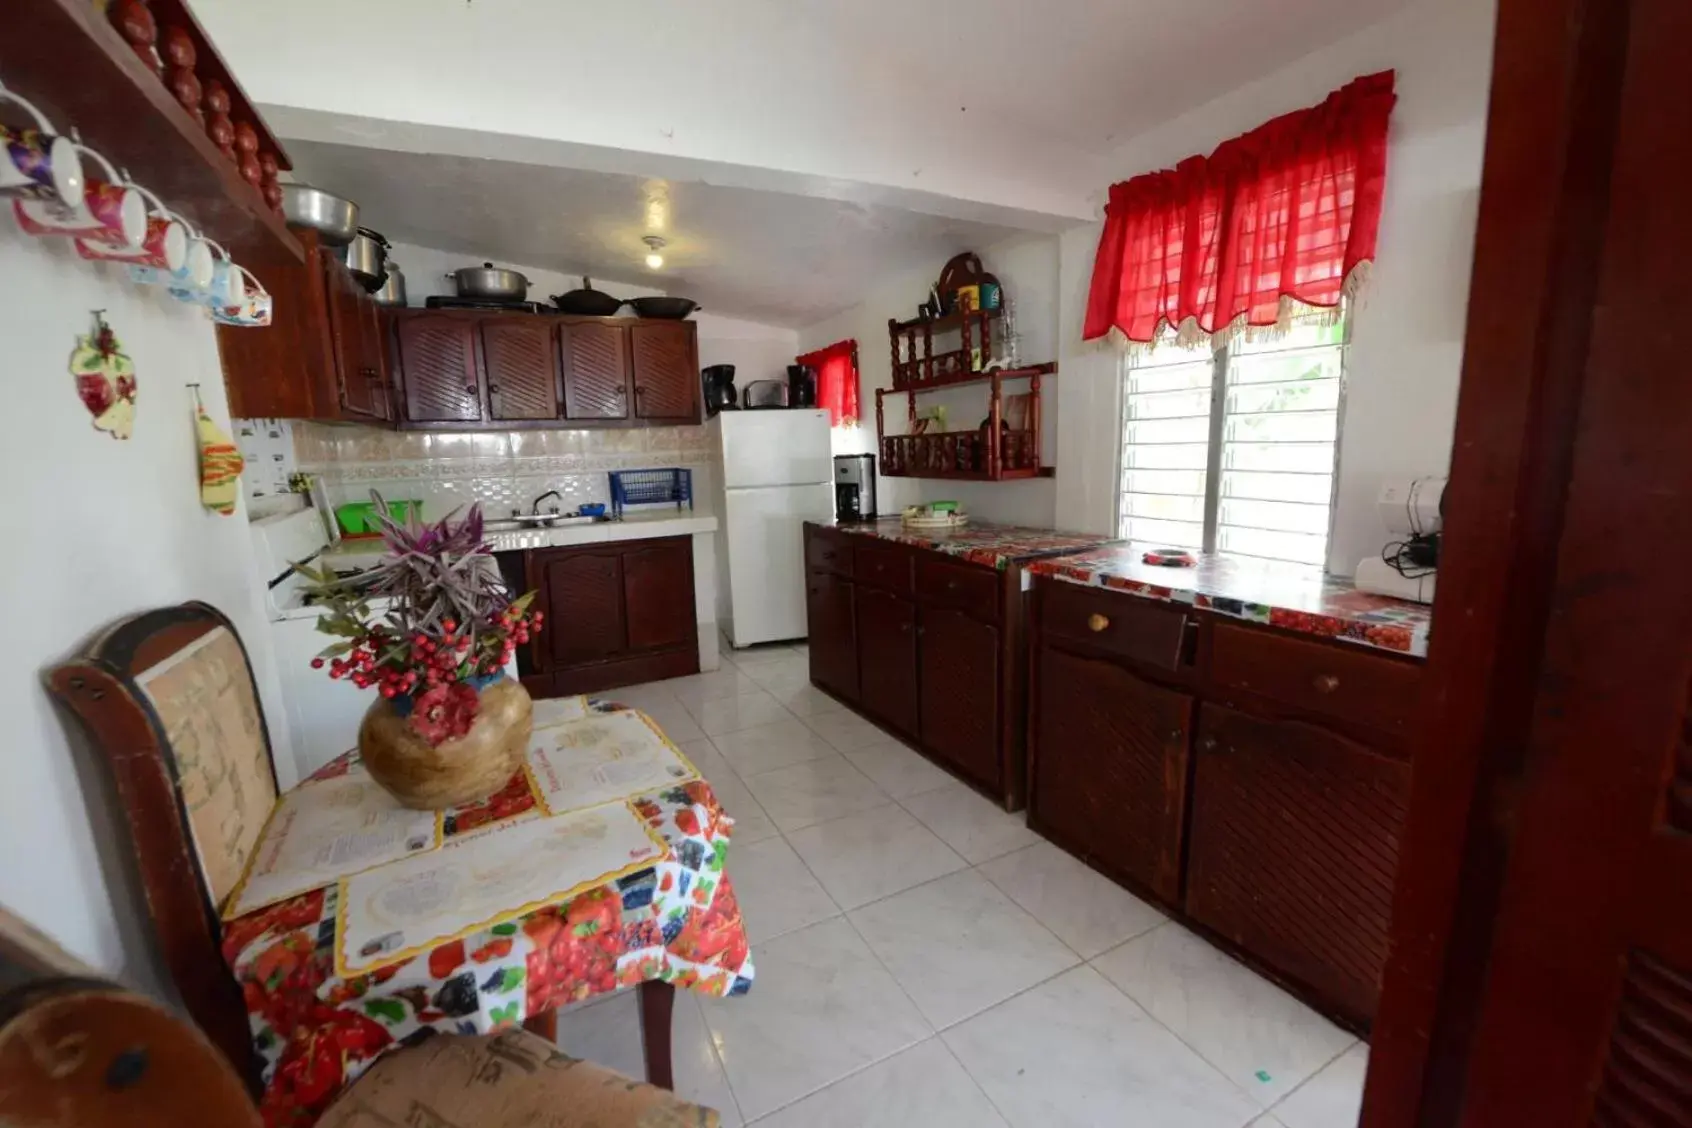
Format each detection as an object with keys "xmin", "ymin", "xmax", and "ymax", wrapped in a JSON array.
[
  {"xmin": 918, "ymin": 607, "xmax": 1000, "ymax": 791},
  {"xmin": 323, "ymin": 253, "xmax": 381, "ymax": 418},
  {"xmin": 1030, "ymin": 647, "xmax": 1192, "ymax": 904},
  {"xmin": 393, "ymin": 313, "xmax": 484, "ymax": 423},
  {"xmin": 855, "ymin": 587, "xmax": 918, "ymax": 737},
  {"xmin": 559, "ymin": 321, "xmax": 630, "ymax": 421},
  {"xmin": 622, "ymin": 539, "xmax": 695, "ymax": 652},
  {"xmin": 629, "ymin": 321, "xmax": 699, "ymax": 421},
  {"xmin": 539, "ymin": 548, "xmax": 626, "ymax": 667},
  {"xmin": 1187, "ymin": 703, "xmax": 1409, "ymax": 1025},
  {"xmin": 480, "ymin": 318, "xmax": 560, "ymax": 421},
  {"xmin": 806, "ymin": 572, "xmax": 858, "ymax": 702}
]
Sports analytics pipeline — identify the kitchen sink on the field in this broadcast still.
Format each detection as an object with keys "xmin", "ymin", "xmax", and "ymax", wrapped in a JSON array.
[{"xmin": 483, "ymin": 515, "xmax": 612, "ymax": 533}]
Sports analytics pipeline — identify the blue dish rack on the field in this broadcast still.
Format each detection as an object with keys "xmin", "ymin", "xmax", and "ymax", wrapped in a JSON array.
[{"xmin": 610, "ymin": 468, "xmax": 693, "ymax": 516}]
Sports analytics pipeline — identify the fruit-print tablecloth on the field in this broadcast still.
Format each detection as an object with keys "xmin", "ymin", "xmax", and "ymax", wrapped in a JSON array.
[{"xmin": 222, "ymin": 701, "xmax": 754, "ymax": 1128}]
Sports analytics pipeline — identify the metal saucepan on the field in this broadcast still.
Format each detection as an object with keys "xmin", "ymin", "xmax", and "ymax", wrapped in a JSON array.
[
  {"xmin": 345, "ymin": 227, "xmax": 389, "ymax": 292},
  {"xmin": 448, "ymin": 262, "xmax": 530, "ymax": 301},
  {"xmin": 549, "ymin": 276, "xmax": 624, "ymax": 316},
  {"xmin": 280, "ymin": 184, "xmax": 358, "ymax": 244},
  {"xmin": 624, "ymin": 295, "xmax": 700, "ymax": 319},
  {"xmin": 372, "ymin": 260, "xmax": 407, "ymax": 306}
]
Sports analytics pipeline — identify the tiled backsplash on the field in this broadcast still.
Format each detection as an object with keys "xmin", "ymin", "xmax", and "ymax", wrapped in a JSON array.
[{"xmin": 290, "ymin": 422, "xmax": 720, "ymax": 518}]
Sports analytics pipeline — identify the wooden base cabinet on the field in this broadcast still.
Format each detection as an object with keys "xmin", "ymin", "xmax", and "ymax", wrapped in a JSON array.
[
  {"xmin": 1185, "ymin": 703, "xmax": 1409, "ymax": 1028},
  {"xmin": 1027, "ymin": 576, "xmax": 1421, "ymax": 1031},
  {"xmin": 803, "ymin": 523, "xmax": 1035, "ymax": 809},
  {"xmin": 1030, "ymin": 647, "xmax": 1191, "ymax": 905},
  {"xmin": 521, "ymin": 537, "xmax": 699, "ymax": 697}
]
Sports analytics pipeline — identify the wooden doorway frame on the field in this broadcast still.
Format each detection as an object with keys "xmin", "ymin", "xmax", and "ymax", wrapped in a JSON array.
[{"xmin": 1364, "ymin": 0, "xmax": 1652, "ymax": 1123}]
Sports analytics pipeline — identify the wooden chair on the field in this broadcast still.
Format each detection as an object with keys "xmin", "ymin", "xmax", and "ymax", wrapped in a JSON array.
[
  {"xmin": 45, "ymin": 601, "xmax": 674, "ymax": 1098},
  {"xmin": 0, "ymin": 905, "xmax": 716, "ymax": 1128}
]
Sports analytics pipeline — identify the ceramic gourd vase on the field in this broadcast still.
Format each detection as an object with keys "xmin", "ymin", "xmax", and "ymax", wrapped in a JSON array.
[{"xmin": 358, "ymin": 677, "xmax": 533, "ymax": 810}]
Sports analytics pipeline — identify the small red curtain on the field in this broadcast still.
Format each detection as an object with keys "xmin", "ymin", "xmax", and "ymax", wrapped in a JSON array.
[
  {"xmin": 1084, "ymin": 71, "xmax": 1396, "ymax": 344},
  {"xmin": 796, "ymin": 339, "xmax": 859, "ymax": 427}
]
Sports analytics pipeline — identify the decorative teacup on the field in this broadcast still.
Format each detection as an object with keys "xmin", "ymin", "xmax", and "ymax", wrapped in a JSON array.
[
  {"xmin": 212, "ymin": 288, "xmax": 273, "ymax": 328},
  {"xmin": 13, "ymin": 145, "xmax": 144, "ymax": 248},
  {"xmin": 0, "ymin": 86, "xmax": 81, "ymax": 204}
]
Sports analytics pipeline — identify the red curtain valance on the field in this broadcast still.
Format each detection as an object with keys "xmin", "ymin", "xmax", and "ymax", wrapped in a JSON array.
[
  {"xmin": 1084, "ymin": 70, "xmax": 1396, "ymax": 345},
  {"xmin": 796, "ymin": 339, "xmax": 859, "ymax": 427}
]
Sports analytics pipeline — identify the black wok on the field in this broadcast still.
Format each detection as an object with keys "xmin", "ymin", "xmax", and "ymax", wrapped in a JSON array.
[
  {"xmin": 625, "ymin": 296, "xmax": 700, "ymax": 320},
  {"xmin": 549, "ymin": 277, "xmax": 625, "ymax": 316}
]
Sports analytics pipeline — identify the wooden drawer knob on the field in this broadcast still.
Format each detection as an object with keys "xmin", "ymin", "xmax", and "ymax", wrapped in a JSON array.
[
  {"xmin": 1087, "ymin": 613, "xmax": 1110, "ymax": 632},
  {"xmin": 1312, "ymin": 673, "xmax": 1340, "ymax": 694}
]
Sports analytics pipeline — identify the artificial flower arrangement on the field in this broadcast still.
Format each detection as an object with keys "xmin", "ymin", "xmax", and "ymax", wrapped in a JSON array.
[{"xmin": 298, "ymin": 494, "xmax": 543, "ymax": 746}]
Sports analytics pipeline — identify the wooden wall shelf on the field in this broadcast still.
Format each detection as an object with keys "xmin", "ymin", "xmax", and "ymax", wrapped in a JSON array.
[
  {"xmin": 888, "ymin": 363, "xmax": 1056, "ymax": 395},
  {"xmin": 3, "ymin": 0, "xmax": 303, "ymax": 268}
]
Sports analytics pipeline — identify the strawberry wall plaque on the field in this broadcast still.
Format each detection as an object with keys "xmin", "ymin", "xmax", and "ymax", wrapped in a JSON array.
[{"xmin": 69, "ymin": 311, "xmax": 137, "ymax": 440}]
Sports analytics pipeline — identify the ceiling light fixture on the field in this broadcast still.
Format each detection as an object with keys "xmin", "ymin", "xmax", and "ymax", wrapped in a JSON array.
[{"xmin": 643, "ymin": 235, "xmax": 666, "ymax": 270}]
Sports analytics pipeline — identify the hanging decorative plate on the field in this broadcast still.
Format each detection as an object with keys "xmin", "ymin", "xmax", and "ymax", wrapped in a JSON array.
[{"xmin": 69, "ymin": 310, "xmax": 137, "ymax": 439}]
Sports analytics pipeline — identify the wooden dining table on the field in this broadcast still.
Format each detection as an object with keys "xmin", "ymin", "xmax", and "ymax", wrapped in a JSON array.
[{"xmin": 220, "ymin": 698, "xmax": 754, "ymax": 1128}]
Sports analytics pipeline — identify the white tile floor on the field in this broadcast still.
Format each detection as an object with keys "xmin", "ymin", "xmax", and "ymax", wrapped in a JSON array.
[{"xmin": 558, "ymin": 640, "xmax": 1369, "ymax": 1127}]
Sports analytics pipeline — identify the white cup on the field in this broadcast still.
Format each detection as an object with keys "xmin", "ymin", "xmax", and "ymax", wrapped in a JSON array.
[
  {"xmin": 0, "ymin": 85, "xmax": 82, "ymax": 204},
  {"xmin": 13, "ymin": 144, "xmax": 144, "ymax": 248}
]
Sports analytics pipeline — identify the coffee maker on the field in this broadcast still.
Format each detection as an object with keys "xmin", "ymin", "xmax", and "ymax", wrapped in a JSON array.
[
  {"xmin": 701, "ymin": 365, "xmax": 738, "ymax": 416},
  {"xmin": 787, "ymin": 364, "xmax": 818, "ymax": 408},
  {"xmin": 834, "ymin": 454, "xmax": 876, "ymax": 521}
]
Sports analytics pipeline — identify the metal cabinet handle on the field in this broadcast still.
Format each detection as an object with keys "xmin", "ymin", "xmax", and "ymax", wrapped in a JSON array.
[
  {"xmin": 899, "ymin": 622, "xmax": 911, "ymax": 633},
  {"xmin": 1312, "ymin": 673, "xmax": 1340, "ymax": 694},
  {"xmin": 488, "ymin": 382, "xmax": 501, "ymax": 395},
  {"xmin": 1087, "ymin": 613, "xmax": 1110, "ymax": 632},
  {"xmin": 1169, "ymin": 729, "xmax": 1183, "ymax": 742},
  {"xmin": 464, "ymin": 384, "xmax": 477, "ymax": 397},
  {"xmin": 1199, "ymin": 736, "xmax": 1218, "ymax": 751}
]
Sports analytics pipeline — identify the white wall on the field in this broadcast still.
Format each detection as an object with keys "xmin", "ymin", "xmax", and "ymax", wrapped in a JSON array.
[
  {"xmin": 1056, "ymin": 0, "xmax": 1496, "ymax": 573},
  {"xmin": 798, "ymin": 233, "xmax": 1063, "ymax": 527},
  {"xmin": 0, "ymin": 226, "xmax": 289, "ymax": 994}
]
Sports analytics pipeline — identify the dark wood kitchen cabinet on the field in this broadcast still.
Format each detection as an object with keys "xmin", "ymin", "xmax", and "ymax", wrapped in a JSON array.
[
  {"xmin": 558, "ymin": 320, "xmax": 631, "ymax": 421},
  {"xmin": 917, "ymin": 607, "xmax": 999, "ymax": 784},
  {"xmin": 805, "ymin": 570, "xmax": 858, "ymax": 701},
  {"xmin": 1185, "ymin": 703, "xmax": 1409, "ymax": 1028},
  {"xmin": 217, "ymin": 226, "xmax": 389, "ymax": 421},
  {"xmin": 1026, "ymin": 574, "xmax": 1421, "ymax": 1032},
  {"xmin": 1030, "ymin": 646, "xmax": 1191, "ymax": 905},
  {"xmin": 803, "ymin": 523, "xmax": 1042, "ymax": 809},
  {"xmin": 855, "ymin": 586, "xmax": 919, "ymax": 737},
  {"xmin": 629, "ymin": 321, "xmax": 700, "ymax": 421},
  {"xmin": 392, "ymin": 312, "xmax": 484, "ymax": 424},
  {"xmin": 522, "ymin": 536, "xmax": 698, "ymax": 697},
  {"xmin": 480, "ymin": 317, "xmax": 562, "ymax": 421}
]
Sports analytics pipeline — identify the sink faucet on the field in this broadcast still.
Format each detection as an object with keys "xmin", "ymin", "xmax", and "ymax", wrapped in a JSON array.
[{"xmin": 529, "ymin": 489, "xmax": 564, "ymax": 515}]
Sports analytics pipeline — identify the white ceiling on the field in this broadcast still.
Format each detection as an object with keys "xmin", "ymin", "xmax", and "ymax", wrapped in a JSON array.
[
  {"xmin": 199, "ymin": 0, "xmax": 1420, "ymax": 326},
  {"xmin": 290, "ymin": 140, "xmax": 1031, "ymax": 326}
]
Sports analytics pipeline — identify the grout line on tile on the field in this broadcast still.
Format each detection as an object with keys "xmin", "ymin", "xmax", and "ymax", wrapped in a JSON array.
[{"xmin": 1260, "ymin": 1036, "xmax": 1362, "ymax": 1120}]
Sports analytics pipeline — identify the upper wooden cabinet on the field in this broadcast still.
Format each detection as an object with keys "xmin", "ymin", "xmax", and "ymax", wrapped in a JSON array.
[
  {"xmin": 217, "ymin": 227, "xmax": 389, "ymax": 422},
  {"xmin": 480, "ymin": 318, "xmax": 561, "ymax": 422},
  {"xmin": 559, "ymin": 320, "xmax": 631, "ymax": 421},
  {"xmin": 390, "ymin": 313, "xmax": 700, "ymax": 429},
  {"xmin": 392, "ymin": 313, "xmax": 483, "ymax": 423},
  {"xmin": 630, "ymin": 321, "xmax": 700, "ymax": 421}
]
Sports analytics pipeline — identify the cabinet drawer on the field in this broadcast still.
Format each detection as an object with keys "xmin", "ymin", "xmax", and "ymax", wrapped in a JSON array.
[
  {"xmin": 915, "ymin": 557, "xmax": 999, "ymax": 620},
  {"xmin": 855, "ymin": 545, "xmax": 912, "ymax": 594},
  {"xmin": 1209, "ymin": 622, "xmax": 1422, "ymax": 735},
  {"xmin": 806, "ymin": 532, "xmax": 853, "ymax": 577},
  {"xmin": 1043, "ymin": 581, "xmax": 1189, "ymax": 673}
]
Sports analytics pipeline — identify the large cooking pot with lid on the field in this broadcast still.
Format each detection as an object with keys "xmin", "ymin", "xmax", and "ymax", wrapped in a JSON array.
[
  {"xmin": 345, "ymin": 227, "xmax": 389, "ymax": 292},
  {"xmin": 548, "ymin": 277, "xmax": 624, "ymax": 316},
  {"xmin": 448, "ymin": 262, "xmax": 530, "ymax": 301}
]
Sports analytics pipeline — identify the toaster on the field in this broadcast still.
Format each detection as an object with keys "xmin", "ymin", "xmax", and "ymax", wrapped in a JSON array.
[{"xmin": 742, "ymin": 379, "xmax": 790, "ymax": 409}]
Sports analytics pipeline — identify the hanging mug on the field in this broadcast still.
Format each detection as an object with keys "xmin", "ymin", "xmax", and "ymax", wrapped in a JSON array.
[
  {"xmin": 76, "ymin": 183, "xmax": 188, "ymax": 272},
  {"xmin": 212, "ymin": 287, "xmax": 272, "ymax": 328},
  {"xmin": 128, "ymin": 226, "xmax": 215, "ymax": 293},
  {"xmin": 0, "ymin": 85, "xmax": 82, "ymax": 204},
  {"xmin": 13, "ymin": 145, "xmax": 145, "ymax": 248},
  {"xmin": 162, "ymin": 236, "xmax": 227, "ymax": 303},
  {"xmin": 178, "ymin": 249, "xmax": 256, "ymax": 308}
]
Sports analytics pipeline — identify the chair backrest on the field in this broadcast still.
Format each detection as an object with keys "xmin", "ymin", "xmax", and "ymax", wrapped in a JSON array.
[
  {"xmin": 0, "ymin": 905, "xmax": 261, "ymax": 1128},
  {"xmin": 46, "ymin": 602, "xmax": 280, "ymax": 1088}
]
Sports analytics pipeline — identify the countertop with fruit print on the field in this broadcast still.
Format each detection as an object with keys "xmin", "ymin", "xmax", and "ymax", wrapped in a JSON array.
[
  {"xmin": 825, "ymin": 517, "xmax": 1118, "ymax": 570},
  {"xmin": 222, "ymin": 701, "xmax": 753, "ymax": 1128},
  {"xmin": 1029, "ymin": 545, "xmax": 1432, "ymax": 657}
]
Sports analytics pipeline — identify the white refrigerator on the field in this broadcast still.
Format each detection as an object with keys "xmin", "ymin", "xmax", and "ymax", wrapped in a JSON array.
[{"xmin": 710, "ymin": 408, "xmax": 835, "ymax": 648}]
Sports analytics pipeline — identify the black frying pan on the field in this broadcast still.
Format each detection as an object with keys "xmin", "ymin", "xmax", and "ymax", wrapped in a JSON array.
[
  {"xmin": 625, "ymin": 296, "xmax": 700, "ymax": 319},
  {"xmin": 549, "ymin": 277, "xmax": 625, "ymax": 316}
]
